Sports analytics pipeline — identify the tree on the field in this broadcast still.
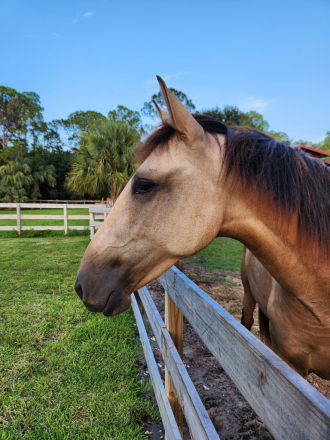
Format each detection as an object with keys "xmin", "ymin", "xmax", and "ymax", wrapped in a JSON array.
[
  {"xmin": 66, "ymin": 119, "xmax": 139, "ymax": 202},
  {"xmin": 27, "ymin": 145, "xmax": 72, "ymax": 200},
  {"xmin": 55, "ymin": 110, "xmax": 107, "ymax": 146},
  {"xmin": 267, "ymin": 131, "xmax": 290, "ymax": 142},
  {"xmin": 243, "ymin": 111, "xmax": 269, "ymax": 131},
  {"xmin": 202, "ymin": 105, "xmax": 269, "ymax": 130},
  {"xmin": 141, "ymin": 88, "xmax": 195, "ymax": 121},
  {"xmin": 31, "ymin": 164, "xmax": 56, "ymax": 201},
  {"xmin": 0, "ymin": 86, "xmax": 44, "ymax": 150},
  {"xmin": 0, "ymin": 147, "xmax": 33, "ymax": 202},
  {"xmin": 108, "ymin": 105, "xmax": 145, "ymax": 134},
  {"xmin": 317, "ymin": 131, "xmax": 330, "ymax": 153}
]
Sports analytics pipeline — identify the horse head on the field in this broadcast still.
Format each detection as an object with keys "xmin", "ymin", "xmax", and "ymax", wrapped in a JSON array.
[{"xmin": 74, "ymin": 76, "xmax": 228, "ymax": 316}]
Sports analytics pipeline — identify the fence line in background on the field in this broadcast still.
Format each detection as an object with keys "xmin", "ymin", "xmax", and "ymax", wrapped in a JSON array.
[
  {"xmin": 26, "ymin": 199, "xmax": 105, "ymax": 204},
  {"xmin": 0, "ymin": 203, "xmax": 110, "ymax": 235},
  {"xmin": 0, "ymin": 203, "xmax": 112, "ymax": 235}
]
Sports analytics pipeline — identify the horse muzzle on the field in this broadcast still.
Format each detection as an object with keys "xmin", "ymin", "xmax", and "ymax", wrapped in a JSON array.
[{"xmin": 74, "ymin": 265, "xmax": 133, "ymax": 316}]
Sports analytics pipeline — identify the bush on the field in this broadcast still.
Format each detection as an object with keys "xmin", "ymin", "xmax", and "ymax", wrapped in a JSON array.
[{"xmin": 6, "ymin": 228, "xmax": 89, "ymax": 238}]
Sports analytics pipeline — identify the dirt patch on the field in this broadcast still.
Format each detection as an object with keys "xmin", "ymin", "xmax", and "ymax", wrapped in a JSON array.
[{"xmin": 140, "ymin": 259, "xmax": 330, "ymax": 440}]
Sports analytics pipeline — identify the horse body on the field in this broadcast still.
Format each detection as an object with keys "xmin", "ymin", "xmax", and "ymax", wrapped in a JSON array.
[
  {"xmin": 241, "ymin": 247, "xmax": 330, "ymax": 378},
  {"xmin": 75, "ymin": 76, "xmax": 330, "ymax": 379}
]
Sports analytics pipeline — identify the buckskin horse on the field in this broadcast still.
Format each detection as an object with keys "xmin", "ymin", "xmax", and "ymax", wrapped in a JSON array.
[{"xmin": 75, "ymin": 76, "xmax": 330, "ymax": 379}]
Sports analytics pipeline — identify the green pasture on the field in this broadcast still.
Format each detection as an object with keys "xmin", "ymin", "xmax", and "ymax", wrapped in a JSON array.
[
  {"xmin": 0, "ymin": 237, "xmax": 156, "ymax": 439},
  {"xmin": 189, "ymin": 237, "xmax": 244, "ymax": 271}
]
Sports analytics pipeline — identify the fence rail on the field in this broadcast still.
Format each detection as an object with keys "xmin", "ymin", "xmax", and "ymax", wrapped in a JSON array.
[
  {"xmin": 0, "ymin": 203, "xmax": 112, "ymax": 236},
  {"xmin": 26, "ymin": 199, "xmax": 105, "ymax": 204},
  {"xmin": 0, "ymin": 203, "xmax": 103, "ymax": 234},
  {"xmin": 133, "ymin": 265, "xmax": 330, "ymax": 440},
  {"xmin": 89, "ymin": 206, "xmax": 112, "ymax": 240}
]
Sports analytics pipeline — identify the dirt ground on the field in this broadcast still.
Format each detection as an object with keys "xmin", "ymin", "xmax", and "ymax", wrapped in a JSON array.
[{"xmin": 138, "ymin": 259, "xmax": 330, "ymax": 440}]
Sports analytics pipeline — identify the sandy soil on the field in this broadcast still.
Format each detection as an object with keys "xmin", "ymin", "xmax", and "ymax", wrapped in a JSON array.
[{"xmin": 139, "ymin": 259, "xmax": 330, "ymax": 440}]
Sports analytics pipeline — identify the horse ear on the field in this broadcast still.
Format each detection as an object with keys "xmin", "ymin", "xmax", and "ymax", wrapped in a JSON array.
[
  {"xmin": 152, "ymin": 99, "xmax": 170, "ymax": 124},
  {"xmin": 156, "ymin": 76, "xmax": 204, "ymax": 143}
]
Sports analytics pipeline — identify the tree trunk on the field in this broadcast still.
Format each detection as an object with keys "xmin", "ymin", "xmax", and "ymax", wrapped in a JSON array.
[
  {"xmin": 33, "ymin": 180, "xmax": 39, "ymax": 201},
  {"xmin": 2, "ymin": 128, "xmax": 6, "ymax": 149}
]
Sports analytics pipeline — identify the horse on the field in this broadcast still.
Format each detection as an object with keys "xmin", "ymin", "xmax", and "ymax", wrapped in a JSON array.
[
  {"xmin": 241, "ymin": 246, "xmax": 280, "ymax": 347},
  {"xmin": 75, "ymin": 76, "xmax": 330, "ymax": 379}
]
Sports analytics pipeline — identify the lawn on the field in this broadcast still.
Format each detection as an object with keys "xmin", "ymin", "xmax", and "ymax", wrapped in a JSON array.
[
  {"xmin": 189, "ymin": 237, "xmax": 244, "ymax": 271},
  {"xmin": 0, "ymin": 237, "xmax": 156, "ymax": 439}
]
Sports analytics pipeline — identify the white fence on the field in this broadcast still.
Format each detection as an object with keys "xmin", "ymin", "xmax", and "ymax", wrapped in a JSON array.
[
  {"xmin": 89, "ymin": 206, "xmax": 112, "ymax": 239},
  {"xmin": 26, "ymin": 199, "xmax": 106, "ymax": 204},
  {"xmin": 0, "ymin": 203, "xmax": 108, "ymax": 234}
]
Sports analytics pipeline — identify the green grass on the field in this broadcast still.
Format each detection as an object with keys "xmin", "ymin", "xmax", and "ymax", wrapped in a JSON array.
[
  {"xmin": 0, "ymin": 237, "xmax": 156, "ymax": 439},
  {"xmin": 190, "ymin": 237, "xmax": 244, "ymax": 271}
]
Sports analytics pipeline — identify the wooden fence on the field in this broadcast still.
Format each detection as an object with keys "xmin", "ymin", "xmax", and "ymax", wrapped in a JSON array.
[
  {"xmin": 0, "ymin": 203, "xmax": 107, "ymax": 234},
  {"xmin": 132, "ymin": 265, "xmax": 330, "ymax": 440}
]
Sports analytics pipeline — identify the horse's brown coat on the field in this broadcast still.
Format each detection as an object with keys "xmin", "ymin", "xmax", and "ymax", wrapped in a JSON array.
[{"xmin": 75, "ymin": 76, "xmax": 330, "ymax": 379}]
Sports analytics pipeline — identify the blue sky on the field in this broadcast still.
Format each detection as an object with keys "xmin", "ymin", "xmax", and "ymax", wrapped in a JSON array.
[{"xmin": 2, "ymin": 0, "xmax": 329, "ymax": 143}]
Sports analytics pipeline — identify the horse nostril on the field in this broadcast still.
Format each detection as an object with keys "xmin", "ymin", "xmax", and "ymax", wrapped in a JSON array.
[{"xmin": 74, "ymin": 279, "xmax": 83, "ymax": 300}]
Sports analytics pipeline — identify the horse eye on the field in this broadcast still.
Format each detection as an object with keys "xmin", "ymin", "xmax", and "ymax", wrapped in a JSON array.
[{"xmin": 135, "ymin": 180, "xmax": 154, "ymax": 194}]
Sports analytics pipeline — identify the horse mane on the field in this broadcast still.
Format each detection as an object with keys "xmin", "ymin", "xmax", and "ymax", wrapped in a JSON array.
[{"xmin": 135, "ymin": 114, "xmax": 330, "ymax": 257}]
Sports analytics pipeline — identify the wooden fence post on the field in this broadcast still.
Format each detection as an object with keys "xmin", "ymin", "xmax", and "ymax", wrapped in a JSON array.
[
  {"xmin": 16, "ymin": 203, "xmax": 21, "ymax": 235},
  {"xmin": 165, "ymin": 261, "xmax": 184, "ymax": 439},
  {"xmin": 63, "ymin": 204, "xmax": 68, "ymax": 234}
]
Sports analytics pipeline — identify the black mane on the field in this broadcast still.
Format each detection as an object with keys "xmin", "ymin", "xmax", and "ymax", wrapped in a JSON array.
[{"xmin": 136, "ymin": 114, "xmax": 330, "ymax": 256}]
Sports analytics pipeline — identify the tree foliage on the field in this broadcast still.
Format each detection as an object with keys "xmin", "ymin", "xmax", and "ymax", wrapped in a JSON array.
[
  {"xmin": 141, "ymin": 88, "xmax": 195, "ymax": 121},
  {"xmin": 66, "ymin": 119, "xmax": 139, "ymax": 201},
  {"xmin": 202, "ymin": 105, "xmax": 269, "ymax": 131},
  {"xmin": 54, "ymin": 110, "xmax": 107, "ymax": 146},
  {"xmin": 317, "ymin": 131, "xmax": 330, "ymax": 153},
  {"xmin": 108, "ymin": 105, "xmax": 144, "ymax": 132},
  {"xmin": 0, "ymin": 86, "xmax": 44, "ymax": 150},
  {"xmin": 30, "ymin": 164, "xmax": 56, "ymax": 200},
  {"xmin": 28, "ymin": 145, "xmax": 72, "ymax": 200},
  {"xmin": 0, "ymin": 147, "xmax": 33, "ymax": 202}
]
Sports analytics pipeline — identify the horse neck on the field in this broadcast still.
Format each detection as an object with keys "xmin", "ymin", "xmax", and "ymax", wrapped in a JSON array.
[{"xmin": 219, "ymin": 182, "xmax": 329, "ymax": 299}]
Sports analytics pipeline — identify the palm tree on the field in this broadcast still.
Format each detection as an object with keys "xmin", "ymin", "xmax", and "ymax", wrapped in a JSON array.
[
  {"xmin": 66, "ymin": 119, "xmax": 139, "ymax": 203},
  {"xmin": 31, "ymin": 164, "xmax": 56, "ymax": 200},
  {"xmin": 0, "ymin": 148, "xmax": 33, "ymax": 202}
]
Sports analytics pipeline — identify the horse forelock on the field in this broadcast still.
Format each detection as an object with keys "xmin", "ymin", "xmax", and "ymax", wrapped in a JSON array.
[{"xmin": 135, "ymin": 114, "xmax": 330, "ymax": 259}]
